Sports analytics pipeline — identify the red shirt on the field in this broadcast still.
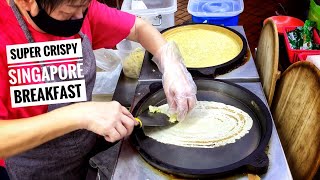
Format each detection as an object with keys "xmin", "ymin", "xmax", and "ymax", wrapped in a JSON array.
[{"xmin": 0, "ymin": 0, "xmax": 135, "ymax": 166}]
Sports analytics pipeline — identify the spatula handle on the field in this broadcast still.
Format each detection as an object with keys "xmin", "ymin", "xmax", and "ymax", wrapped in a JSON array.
[{"xmin": 134, "ymin": 118, "xmax": 143, "ymax": 128}]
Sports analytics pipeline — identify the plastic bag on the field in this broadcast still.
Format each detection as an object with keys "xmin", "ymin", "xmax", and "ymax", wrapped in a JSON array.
[{"xmin": 93, "ymin": 49, "xmax": 122, "ymax": 94}]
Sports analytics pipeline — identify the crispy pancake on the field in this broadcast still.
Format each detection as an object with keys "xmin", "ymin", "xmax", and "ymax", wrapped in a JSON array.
[{"xmin": 145, "ymin": 101, "xmax": 253, "ymax": 148}]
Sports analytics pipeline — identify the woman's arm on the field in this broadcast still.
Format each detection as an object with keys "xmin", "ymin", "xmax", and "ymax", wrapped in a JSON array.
[
  {"xmin": 125, "ymin": 18, "xmax": 197, "ymax": 121},
  {"xmin": 0, "ymin": 106, "xmax": 82, "ymax": 159},
  {"xmin": 0, "ymin": 101, "xmax": 137, "ymax": 159},
  {"xmin": 126, "ymin": 17, "xmax": 166, "ymax": 59}
]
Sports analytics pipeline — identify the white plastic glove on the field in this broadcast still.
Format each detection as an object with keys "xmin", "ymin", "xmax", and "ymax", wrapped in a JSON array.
[{"xmin": 153, "ymin": 41, "xmax": 197, "ymax": 121}]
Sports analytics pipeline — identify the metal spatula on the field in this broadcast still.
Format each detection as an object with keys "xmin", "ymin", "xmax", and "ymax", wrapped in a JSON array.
[{"xmin": 135, "ymin": 110, "xmax": 172, "ymax": 128}]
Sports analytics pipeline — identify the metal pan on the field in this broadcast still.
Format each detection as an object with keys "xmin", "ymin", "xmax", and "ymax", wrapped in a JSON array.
[
  {"xmin": 130, "ymin": 79, "xmax": 272, "ymax": 178},
  {"xmin": 145, "ymin": 23, "xmax": 248, "ymax": 77}
]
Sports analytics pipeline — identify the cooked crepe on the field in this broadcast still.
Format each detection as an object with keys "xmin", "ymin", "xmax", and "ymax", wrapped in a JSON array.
[
  {"xmin": 145, "ymin": 101, "xmax": 253, "ymax": 148},
  {"xmin": 162, "ymin": 26, "xmax": 243, "ymax": 68}
]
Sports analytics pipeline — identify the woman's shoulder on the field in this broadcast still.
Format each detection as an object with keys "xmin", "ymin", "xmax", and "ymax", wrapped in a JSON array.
[
  {"xmin": 0, "ymin": 0, "xmax": 9, "ymax": 8},
  {"xmin": 0, "ymin": 1, "xmax": 29, "ymax": 46}
]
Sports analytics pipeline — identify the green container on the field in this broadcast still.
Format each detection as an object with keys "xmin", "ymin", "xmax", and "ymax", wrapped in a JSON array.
[{"xmin": 309, "ymin": 0, "xmax": 320, "ymax": 30}]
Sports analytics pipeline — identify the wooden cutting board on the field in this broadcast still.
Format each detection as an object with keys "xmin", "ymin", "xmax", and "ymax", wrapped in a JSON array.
[
  {"xmin": 255, "ymin": 19, "xmax": 281, "ymax": 106},
  {"xmin": 271, "ymin": 61, "xmax": 320, "ymax": 179}
]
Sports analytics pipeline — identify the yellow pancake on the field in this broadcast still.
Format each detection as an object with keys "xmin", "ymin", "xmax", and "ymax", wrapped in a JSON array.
[{"xmin": 162, "ymin": 25, "xmax": 243, "ymax": 68}]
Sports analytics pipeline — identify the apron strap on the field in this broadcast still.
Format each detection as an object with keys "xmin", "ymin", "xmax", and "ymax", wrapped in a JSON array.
[{"xmin": 9, "ymin": 0, "xmax": 34, "ymax": 43}]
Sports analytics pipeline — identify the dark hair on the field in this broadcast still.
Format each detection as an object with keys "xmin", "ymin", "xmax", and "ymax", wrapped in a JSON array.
[{"xmin": 37, "ymin": 0, "xmax": 91, "ymax": 13}]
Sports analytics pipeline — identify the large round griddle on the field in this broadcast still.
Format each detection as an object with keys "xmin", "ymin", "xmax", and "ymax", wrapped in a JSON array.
[{"xmin": 130, "ymin": 79, "xmax": 272, "ymax": 178}]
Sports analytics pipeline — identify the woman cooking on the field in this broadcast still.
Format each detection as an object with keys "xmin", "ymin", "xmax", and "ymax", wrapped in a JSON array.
[{"xmin": 0, "ymin": 0, "xmax": 197, "ymax": 179}]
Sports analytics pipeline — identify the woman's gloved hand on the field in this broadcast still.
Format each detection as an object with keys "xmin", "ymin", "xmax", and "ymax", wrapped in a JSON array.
[{"xmin": 153, "ymin": 41, "xmax": 197, "ymax": 121}]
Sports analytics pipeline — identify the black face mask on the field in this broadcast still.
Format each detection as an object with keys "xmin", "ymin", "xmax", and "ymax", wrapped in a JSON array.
[{"xmin": 27, "ymin": 1, "xmax": 88, "ymax": 37}]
